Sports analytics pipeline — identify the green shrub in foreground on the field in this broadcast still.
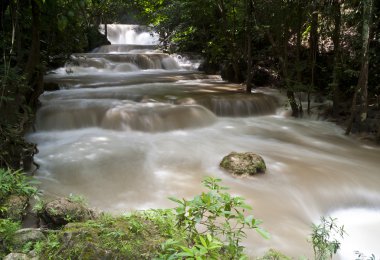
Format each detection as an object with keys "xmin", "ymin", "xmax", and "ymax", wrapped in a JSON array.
[
  {"xmin": 310, "ymin": 216, "xmax": 345, "ymax": 260},
  {"xmin": 160, "ymin": 176, "xmax": 270, "ymax": 259},
  {"xmin": 32, "ymin": 177, "xmax": 269, "ymax": 259},
  {"xmin": 0, "ymin": 218, "xmax": 21, "ymax": 258},
  {"xmin": 0, "ymin": 168, "xmax": 38, "ymax": 202}
]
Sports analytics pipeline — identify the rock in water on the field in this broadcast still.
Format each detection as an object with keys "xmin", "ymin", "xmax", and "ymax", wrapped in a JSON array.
[{"xmin": 220, "ymin": 152, "xmax": 266, "ymax": 176}]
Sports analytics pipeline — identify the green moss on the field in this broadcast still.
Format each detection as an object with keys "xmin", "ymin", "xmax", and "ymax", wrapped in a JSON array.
[{"xmin": 37, "ymin": 209, "xmax": 181, "ymax": 259}]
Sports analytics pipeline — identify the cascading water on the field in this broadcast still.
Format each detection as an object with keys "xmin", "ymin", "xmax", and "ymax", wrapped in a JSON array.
[{"xmin": 29, "ymin": 25, "xmax": 380, "ymax": 258}]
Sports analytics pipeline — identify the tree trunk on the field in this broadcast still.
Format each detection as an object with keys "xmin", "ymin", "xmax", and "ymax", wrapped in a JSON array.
[
  {"xmin": 345, "ymin": 0, "xmax": 374, "ymax": 135},
  {"xmin": 359, "ymin": 0, "xmax": 373, "ymax": 121},
  {"xmin": 218, "ymin": 0, "xmax": 241, "ymax": 83},
  {"xmin": 295, "ymin": 1, "xmax": 303, "ymax": 116},
  {"xmin": 25, "ymin": 0, "xmax": 43, "ymax": 110},
  {"xmin": 309, "ymin": 0, "xmax": 318, "ymax": 115},
  {"xmin": 267, "ymin": 30, "xmax": 299, "ymax": 117},
  {"xmin": 245, "ymin": 0, "xmax": 254, "ymax": 93},
  {"xmin": 283, "ymin": 35, "xmax": 299, "ymax": 117},
  {"xmin": 331, "ymin": 1, "xmax": 342, "ymax": 116}
]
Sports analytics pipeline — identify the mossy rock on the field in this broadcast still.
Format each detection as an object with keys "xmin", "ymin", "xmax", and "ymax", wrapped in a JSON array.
[
  {"xmin": 39, "ymin": 197, "xmax": 97, "ymax": 228},
  {"xmin": 37, "ymin": 211, "xmax": 180, "ymax": 260},
  {"xmin": 2, "ymin": 195, "xmax": 28, "ymax": 221},
  {"xmin": 11, "ymin": 228, "xmax": 46, "ymax": 251},
  {"xmin": 220, "ymin": 152, "xmax": 266, "ymax": 176}
]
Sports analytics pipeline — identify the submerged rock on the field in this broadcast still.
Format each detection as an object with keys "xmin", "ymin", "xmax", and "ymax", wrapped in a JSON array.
[
  {"xmin": 220, "ymin": 152, "xmax": 266, "ymax": 176},
  {"xmin": 39, "ymin": 198, "xmax": 97, "ymax": 228}
]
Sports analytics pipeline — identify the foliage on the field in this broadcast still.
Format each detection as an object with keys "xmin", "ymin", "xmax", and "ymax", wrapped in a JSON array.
[
  {"xmin": 0, "ymin": 64, "xmax": 35, "ymax": 170},
  {"xmin": 355, "ymin": 251, "xmax": 376, "ymax": 260},
  {"xmin": 166, "ymin": 177, "xmax": 269, "ymax": 259},
  {"xmin": 310, "ymin": 216, "xmax": 346, "ymax": 260},
  {"xmin": 23, "ymin": 178, "xmax": 270, "ymax": 259},
  {"xmin": 0, "ymin": 218, "xmax": 21, "ymax": 258},
  {"xmin": 68, "ymin": 193, "xmax": 87, "ymax": 205},
  {"xmin": 256, "ymin": 249, "xmax": 293, "ymax": 260},
  {"xmin": 36, "ymin": 210, "xmax": 180, "ymax": 259},
  {"xmin": 0, "ymin": 168, "xmax": 38, "ymax": 204}
]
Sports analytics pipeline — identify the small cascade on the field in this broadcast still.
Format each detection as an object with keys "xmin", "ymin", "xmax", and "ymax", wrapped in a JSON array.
[
  {"xmin": 180, "ymin": 93, "xmax": 279, "ymax": 117},
  {"xmin": 35, "ymin": 99, "xmax": 217, "ymax": 132},
  {"xmin": 45, "ymin": 24, "xmax": 186, "ymax": 77},
  {"xmin": 62, "ymin": 52, "xmax": 180, "ymax": 73},
  {"xmin": 92, "ymin": 44, "xmax": 156, "ymax": 53},
  {"xmin": 101, "ymin": 103, "xmax": 217, "ymax": 132}
]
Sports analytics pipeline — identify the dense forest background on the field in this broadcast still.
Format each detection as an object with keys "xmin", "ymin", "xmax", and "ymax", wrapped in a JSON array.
[{"xmin": 1, "ymin": 0, "xmax": 379, "ymax": 171}]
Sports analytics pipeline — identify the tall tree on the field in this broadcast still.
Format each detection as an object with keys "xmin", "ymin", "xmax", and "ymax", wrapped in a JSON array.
[
  {"xmin": 309, "ymin": 0, "xmax": 319, "ymax": 114},
  {"xmin": 245, "ymin": 0, "xmax": 254, "ymax": 93},
  {"xmin": 346, "ymin": 0, "xmax": 374, "ymax": 135},
  {"xmin": 331, "ymin": 0, "xmax": 342, "ymax": 116}
]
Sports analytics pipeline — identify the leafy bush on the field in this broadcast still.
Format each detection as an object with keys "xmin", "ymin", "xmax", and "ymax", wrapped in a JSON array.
[
  {"xmin": 310, "ymin": 216, "xmax": 346, "ymax": 260},
  {"xmin": 29, "ymin": 177, "xmax": 269, "ymax": 259},
  {"xmin": 0, "ymin": 218, "xmax": 21, "ymax": 258},
  {"xmin": 163, "ymin": 177, "xmax": 270, "ymax": 259},
  {"xmin": 0, "ymin": 168, "xmax": 38, "ymax": 202}
]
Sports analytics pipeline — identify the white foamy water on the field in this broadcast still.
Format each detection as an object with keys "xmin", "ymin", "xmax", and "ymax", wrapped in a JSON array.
[{"xmin": 99, "ymin": 24, "xmax": 159, "ymax": 45}]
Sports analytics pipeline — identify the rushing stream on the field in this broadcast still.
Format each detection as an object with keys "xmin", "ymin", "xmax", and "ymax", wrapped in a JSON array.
[{"xmin": 27, "ymin": 25, "xmax": 380, "ymax": 259}]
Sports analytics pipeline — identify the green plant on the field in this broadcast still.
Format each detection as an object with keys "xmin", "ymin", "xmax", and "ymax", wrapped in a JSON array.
[
  {"xmin": 0, "ymin": 168, "xmax": 38, "ymax": 200},
  {"xmin": 256, "ymin": 249, "xmax": 293, "ymax": 260},
  {"xmin": 68, "ymin": 193, "xmax": 87, "ymax": 205},
  {"xmin": 310, "ymin": 216, "xmax": 346, "ymax": 260},
  {"xmin": 32, "ymin": 197, "xmax": 45, "ymax": 214},
  {"xmin": 355, "ymin": 251, "xmax": 376, "ymax": 260},
  {"xmin": 0, "ymin": 218, "xmax": 21, "ymax": 256},
  {"xmin": 167, "ymin": 177, "xmax": 269, "ymax": 259}
]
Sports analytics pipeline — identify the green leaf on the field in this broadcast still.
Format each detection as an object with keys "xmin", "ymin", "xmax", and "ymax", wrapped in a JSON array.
[
  {"xmin": 168, "ymin": 196, "xmax": 183, "ymax": 205},
  {"xmin": 256, "ymin": 227, "xmax": 270, "ymax": 239},
  {"xmin": 57, "ymin": 15, "xmax": 68, "ymax": 31},
  {"xmin": 244, "ymin": 215, "xmax": 254, "ymax": 225},
  {"xmin": 177, "ymin": 252, "xmax": 194, "ymax": 257},
  {"xmin": 199, "ymin": 235, "xmax": 207, "ymax": 248}
]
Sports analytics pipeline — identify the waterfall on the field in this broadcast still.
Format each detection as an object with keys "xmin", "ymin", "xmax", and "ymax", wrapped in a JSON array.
[
  {"xmin": 34, "ymin": 24, "xmax": 380, "ymax": 259},
  {"xmin": 99, "ymin": 24, "xmax": 159, "ymax": 45}
]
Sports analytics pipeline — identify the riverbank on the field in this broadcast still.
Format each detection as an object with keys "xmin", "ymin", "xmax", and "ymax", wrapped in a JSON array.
[{"xmin": 1, "ymin": 175, "xmax": 294, "ymax": 259}]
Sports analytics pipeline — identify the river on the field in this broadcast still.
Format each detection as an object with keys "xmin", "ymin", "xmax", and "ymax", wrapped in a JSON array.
[{"xmin": 27, "ymin": 25, "xmax": 380, "ymax": 259}]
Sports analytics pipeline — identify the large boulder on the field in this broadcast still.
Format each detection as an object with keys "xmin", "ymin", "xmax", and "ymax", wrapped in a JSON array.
[
  {"xmin": 220, "ymin": 152, "xmax": 266, "ymax": 176},
  {"xmin": 39, "ymin": 198, "xmax": 97, "ymax": 228}
]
